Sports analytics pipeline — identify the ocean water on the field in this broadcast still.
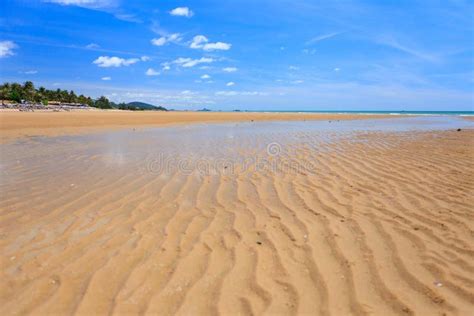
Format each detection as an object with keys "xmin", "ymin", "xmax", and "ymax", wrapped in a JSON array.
[{"xmin": 245, "ymin": 110, "xmax": 474, "ymax": 116}]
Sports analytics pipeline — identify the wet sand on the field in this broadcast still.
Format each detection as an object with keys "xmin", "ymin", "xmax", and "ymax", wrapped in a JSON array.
[
  {"xmin": 0, "ymin": 110, "xmax": 396, "ymax": 142},
  {"xmin": 1, "ymin": 118, "xmax": 473, "ymax": 315}
]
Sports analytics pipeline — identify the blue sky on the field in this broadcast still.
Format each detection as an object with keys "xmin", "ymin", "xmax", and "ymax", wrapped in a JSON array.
[{"xmin": 1, "ymin": 0, "xmax": 473, "ymax": 110}]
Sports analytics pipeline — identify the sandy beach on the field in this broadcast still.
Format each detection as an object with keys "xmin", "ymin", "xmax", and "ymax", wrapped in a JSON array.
[{"xmin": 1, "ymin": 116, "xmax": 473, "ymax": 315}]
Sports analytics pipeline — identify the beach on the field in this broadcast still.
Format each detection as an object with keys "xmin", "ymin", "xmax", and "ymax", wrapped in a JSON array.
[
  {"xmin": 1, "ymin": 115, "xmax": 473, "ymax": 315},
  {"xmin": 0, "ymin": 110, "xmax": 397, "ymax": 142}
]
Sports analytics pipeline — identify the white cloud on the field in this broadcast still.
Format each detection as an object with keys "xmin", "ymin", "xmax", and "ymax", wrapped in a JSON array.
[
  {"xmin": 173, "ymin": 57, "xmax": 214, "ymax": 68},
  {"xmin": 203, "ymin": 42, "xmax": 231, "ymax": 51},
  {"xmin": 302, "ymin": 48, "xmax": 316, "ymax": 55},
  {"xmin": 114, "ymin": 14, "xmax": 141, "ymax": 23},
  {"xmin": 161, "ymin": 62, "xmax": 171, "ymax": 71},
  {"xmin": 334, "ymin": 68, "xmax": 340, "ymax": 72},
  {"xmin": 289, "ymin": 65, "xmax": 299, "ymax": 70},
  {"xmin": 151, "ymin": 37, "xmax": 167, "ymax": 46},
  {"xmin": 190, "ymin": 35, "xmax": 208, "ymax": 49},
  {"xmin": 86, "ymin": 43, "xmax": 100, "ymax": 49},
  {"xmin": 215, "ymin": 91, "xmax": 238, "ymax": 96},
  {"xmin": 223, "ymin": 67, "xmax": 237, "ymax": 72},
  {"xmin": 377, "ymin": 36, "xmax": 439, "ymax": 62},
  {"xmin": 141, "ymin": 56, "xmax": 150, "ymax": 61},
  {"xmin": 306, "ymin": 32, "xmax": 342, "ymax": 45},
  {"xmin": 0, "ymin": 41, "xmax": 17, "ymax": 58},
  {"xmin": 190, "ymin": 35, "xmax": 231, "ymax": 51},
  {"xmin": 151, "ymin": 33, "xmax": 182, "ymax": 46},
  {"xmin": 167, "ymin": 33, "xmax": 181, "ymax": 42},
  {"xmin": 170, "ymin": 7, "xmax": 194, "ymax": 17},
  {"xmin": 215, "ymin": 91, "xmax": 268, "ymax": 96},
  {"xmin": 241, "ymin": 91, "xmax": 268, "ymax": 96},
  {"xmin": 93, "ymin": 56, "xmax": 140, "ymax": 67},
  {"xmin": 201, "ymin": 74, "xmax": 211, "ymax": 79},
  {"xmin": 101, "ymin": 76, "xmax": 111, "ymax": 80},
  {"xmin": 226, "ymin": 82, "xmax": 235, "ymax": 86},
  {"xmin": 292, "ymin": 80, "xmax": 304, "ymax": 84},
  {"xmin": 20, "ymin": 70, "xmax": 38, "ymax": 74},
  {"xmin": 46, "ymin": 0, "xmax": 115, "ymax": 9},
  {"xmin": 146, "ymin": 68, "xmax": 160, "ymax": 76}
]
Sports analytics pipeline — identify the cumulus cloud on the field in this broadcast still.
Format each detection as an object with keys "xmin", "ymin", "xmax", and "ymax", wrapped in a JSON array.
[
  {"xmin": 222, "ymin": 67, "xmax": 237, "ymax": 72},
  {"xmin": 101, "ymin": 76, "xmax": 111, "ymax": 80},
  {"xmin": 170, "ymin": 7, "xmax": 194, "ymax": 17},
  {"xmin": 203, "ymin": 42, "xmax": 231, "ymax": 51},
  {"xmin": 0, "ymin": 41, "xmax": 18, "ymax": 58},
  {"xmin": 334, "ymin": 67, "xmax": 340, "ymax": 72},
  {"xmin": 151, "ymin": 37, "xmax": 167, "ymax": 46},
  {"xmin": 141, "ymin": 56, "xmax": 150, "ymax": 61},
  {"xmin": 173, "ymin": 57, "xmax": 214, "ymax": 68},
  {"xmin": 190, "ymin": 35, "xmax": 231, "ymax": 51},
  {"xmin": 93, "ymin": 56, "xmax": 140, "ymax": 67},
  {"xmin": 151, "ymin": 33, "xmax": 182, "ymax": 46},
  {"xmin": 201, "ymin": 74, "xmax": 211, "ymax": 79},
  {"xmin": 226, "ymin": 82, "xmax": 235, "ymax": 86},
  {"xmin": 190, "ymin": 35, "xmax": 208, "ymax": 49},
  {"xmin": 146, "ymin": 68, "xmax": 160, "ymax": 76}
]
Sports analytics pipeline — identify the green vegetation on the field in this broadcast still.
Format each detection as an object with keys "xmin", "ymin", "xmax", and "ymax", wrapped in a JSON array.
[
  {"xmin": 1, "ymin": 81, "xmax": 95, "ymax": 106},
  {"xmin": 0, "ymin": 81, "xmax": 167, "ymax": 111}
]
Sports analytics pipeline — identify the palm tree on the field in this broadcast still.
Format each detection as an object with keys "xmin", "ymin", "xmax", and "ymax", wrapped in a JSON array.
[
  {"xmin": 0, "ymin": 83, "xmax": 11, "ymax": 105},
  {"xmin": 10, "ymin": 83, "xmax": 22, "ymax": 103},
  {"xmin": 23, "ymin": 81, "xmax": 35, "ymax": 102}
]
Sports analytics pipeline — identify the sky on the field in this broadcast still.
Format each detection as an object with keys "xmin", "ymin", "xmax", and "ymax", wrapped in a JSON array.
[{"xmin": 0, "ymin": 0, "xmax": 473, "ymax": 111}]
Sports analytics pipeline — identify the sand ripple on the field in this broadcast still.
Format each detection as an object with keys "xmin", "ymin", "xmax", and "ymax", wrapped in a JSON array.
[{"xmin": 1, "ymin": 122, "xmax": 473, "ymax": 315}]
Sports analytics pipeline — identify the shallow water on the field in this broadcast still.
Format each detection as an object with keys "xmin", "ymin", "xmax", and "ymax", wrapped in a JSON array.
[
  {"xmin": 1, "ymin": 116, "xmax": 472, "ymax": 164},
  {"xmin": 0, "ymin": 116, "xmax": 471, "ymax": 185}
]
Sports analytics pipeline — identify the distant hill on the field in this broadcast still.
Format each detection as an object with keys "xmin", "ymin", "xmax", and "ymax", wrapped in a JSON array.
[
  {"xmin": 127, "ymin": 101, "xmax": 167, "ymax": 111},
  {"xmin": 112, "ymin": 101, "xmax": 167, "ymax": 111}
]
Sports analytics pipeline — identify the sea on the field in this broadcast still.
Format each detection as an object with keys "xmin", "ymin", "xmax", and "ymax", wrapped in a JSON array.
[{"xmin": 245, "ymin": 110, "xmax": 474, "ymax": 116}]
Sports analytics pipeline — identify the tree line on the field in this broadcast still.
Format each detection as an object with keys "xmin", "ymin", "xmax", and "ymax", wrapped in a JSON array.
[{"xmin": 0, "ymin": 81, "xmax": 114, "ymax": 109}]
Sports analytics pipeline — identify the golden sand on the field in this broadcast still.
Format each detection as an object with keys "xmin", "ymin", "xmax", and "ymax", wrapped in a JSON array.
[
  {"xmin": 0, "ymin": 118, "xmax": 473, "ymax": 315},
  {"xmin": 0, "ymin": 110, "xmax": 396, "ymax": 142}
]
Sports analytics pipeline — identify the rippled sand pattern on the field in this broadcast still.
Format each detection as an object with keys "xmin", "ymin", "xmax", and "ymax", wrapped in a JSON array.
[{"xmin": 1, "ymin": 119, "xmax": 473, "ymax": 315}]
